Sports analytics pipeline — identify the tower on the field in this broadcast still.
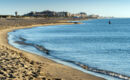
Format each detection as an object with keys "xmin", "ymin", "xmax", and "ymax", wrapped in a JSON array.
[{"xmin": 15, "ymin": 11, "xmax": 18, "ymax": 17}]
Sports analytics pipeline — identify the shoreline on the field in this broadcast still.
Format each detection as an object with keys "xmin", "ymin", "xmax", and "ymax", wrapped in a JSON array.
[
  {"xmin": 0, "ymin": 22, "xmax": 105, "ymax": 80},
  {"xmin": 11, "ymin": 23, "xmax": 130, "ymax": 80}
]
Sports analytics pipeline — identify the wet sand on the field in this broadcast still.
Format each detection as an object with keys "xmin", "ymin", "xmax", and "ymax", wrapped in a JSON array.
[{"xmin": 0, "ymin": 18, "xmax": 105, "ymax": 80}]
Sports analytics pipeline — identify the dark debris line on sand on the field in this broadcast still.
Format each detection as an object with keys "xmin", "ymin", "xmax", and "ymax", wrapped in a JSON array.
[{"xmin": 15, "ymin": 39, "xmax": 50, "ymax": 55}]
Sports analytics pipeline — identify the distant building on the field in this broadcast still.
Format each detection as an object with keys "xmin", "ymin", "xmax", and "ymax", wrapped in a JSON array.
[
  {"xmin": 40, "ymin": 10, "xmax": 56, "ymax": 17},
  {"xmin": 24, "ymin": 11, "xmax": 36, "ymax": 16},
  {"xmin": 56, "ymin": 12, "xmax": 71, "ymax": 17},
  {"xmin": 88, "ymin": 14, "xmax": 99, "ymax": 19},
  {"xmin": 0, "ymin": 15, "xmax": 13, "ymax": 18},
  {"xmin": 79, "ymin": 12, "xmax": 87, "ymax": 18},
  {"xmin": 71, "ymin": 12, "xmax": 87, "ymax": 18},
  {"xmin": 24, "ymin": 10, "xmax": 56, "ymax": 17}
]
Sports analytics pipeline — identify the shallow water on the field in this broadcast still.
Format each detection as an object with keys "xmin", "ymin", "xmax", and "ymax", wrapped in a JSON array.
[{"xmin": 8, "ymin": 18, "xmax": 130, "ymax": 79}]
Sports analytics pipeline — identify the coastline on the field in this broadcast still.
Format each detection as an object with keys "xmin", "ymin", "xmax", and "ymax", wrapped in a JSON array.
[{"xmin": 0, "ymin": 22, "xmax": 105, "ymax": 80}]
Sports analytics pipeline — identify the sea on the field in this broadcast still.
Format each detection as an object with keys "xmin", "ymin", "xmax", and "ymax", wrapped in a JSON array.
[{"xmin": 8, "ymin": 18, "xmax": 130, "ymax": 80}]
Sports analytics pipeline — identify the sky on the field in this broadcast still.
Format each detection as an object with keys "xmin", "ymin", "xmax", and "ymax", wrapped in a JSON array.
[{"xmin": 0, "ymin": 0, "xmax": 130, "ymax": 17}]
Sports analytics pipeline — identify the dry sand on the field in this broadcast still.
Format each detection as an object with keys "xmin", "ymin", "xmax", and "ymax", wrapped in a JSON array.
[{"xmin": 0, "ymin": 19, "xmax": 105, "ymax": 80}]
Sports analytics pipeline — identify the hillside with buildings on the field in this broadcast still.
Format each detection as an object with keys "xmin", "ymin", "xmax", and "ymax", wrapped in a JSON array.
[
  {"xmin": 0, "ymin": 10, "xmax": 109, "ymax": 19},
  {"xmin": 23, "ymin": 10, "xmax": 87, "ymax": 18}
]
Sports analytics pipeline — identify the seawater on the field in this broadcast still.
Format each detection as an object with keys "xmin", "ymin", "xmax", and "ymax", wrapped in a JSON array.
[{"xmin": 8, "ymin": 18, "xmax": 130, "ymax": 80}]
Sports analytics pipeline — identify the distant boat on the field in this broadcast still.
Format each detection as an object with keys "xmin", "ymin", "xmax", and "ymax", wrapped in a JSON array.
[{"xmin": 109, "ymin": 20, "xmax": 111, "ymax": 24}]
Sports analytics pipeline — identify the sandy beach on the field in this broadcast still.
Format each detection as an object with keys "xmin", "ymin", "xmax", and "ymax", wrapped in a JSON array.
[{"xmin": 0, "ymin": 18, "xmax": 105, "ymax": 80}]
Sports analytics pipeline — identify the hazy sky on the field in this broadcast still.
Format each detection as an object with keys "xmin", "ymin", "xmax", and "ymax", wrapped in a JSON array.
[{"xmin": 0, "ymin": 0, "xmax": 130, "ymax": 17}]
